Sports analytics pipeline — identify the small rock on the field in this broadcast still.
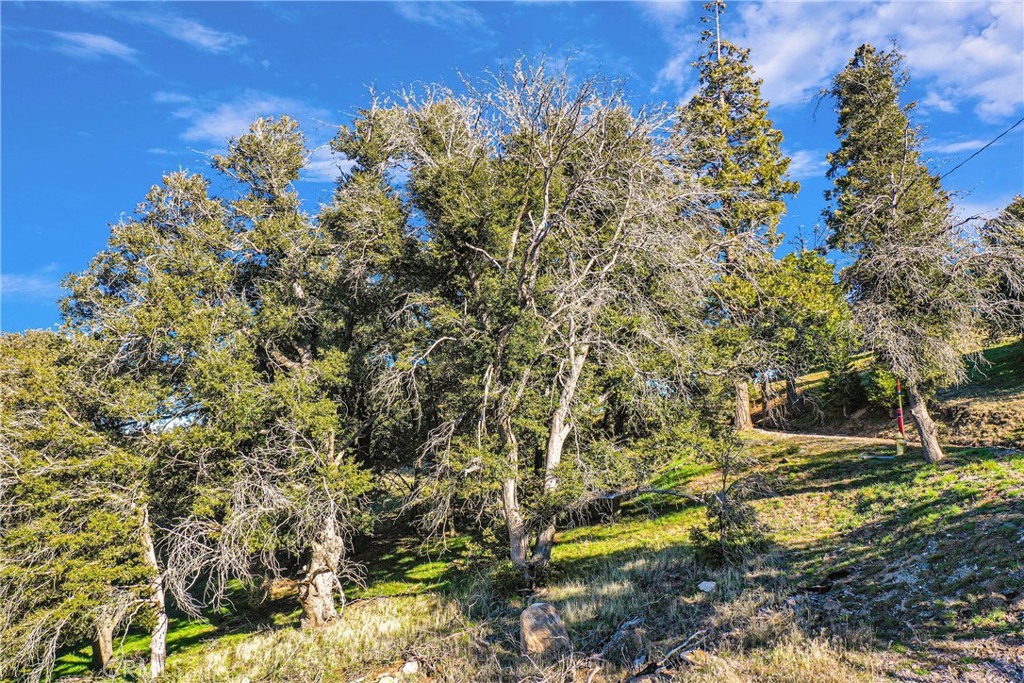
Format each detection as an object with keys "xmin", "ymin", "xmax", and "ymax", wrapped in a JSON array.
[
  {"xmin": 698, "ymin": 581, "xmax": 716, "ymax": 592},
  {"xmin": 520, "ymin": 602, "xmax": 571, "ymax": 657},
  {"xmin": 401, "ymin": 660, "xmax": 420, "ymax": 675},
  {"xmin": 378, "ymin": 677, "xmax": 397, "ymax": 683}
]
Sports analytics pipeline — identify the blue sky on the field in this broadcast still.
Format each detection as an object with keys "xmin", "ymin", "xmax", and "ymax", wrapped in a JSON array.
[{"xmin": 2, "ymin": 1, "xmax": 1022, "ymax": 332}]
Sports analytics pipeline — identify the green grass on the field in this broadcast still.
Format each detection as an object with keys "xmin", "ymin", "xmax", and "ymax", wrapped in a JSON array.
[{"xmin": 51, "ymin": 432, "xmax": 1024, "ymax": 682}]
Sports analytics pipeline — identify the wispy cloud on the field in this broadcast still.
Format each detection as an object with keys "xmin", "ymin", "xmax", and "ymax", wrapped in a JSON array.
[
  {"xmin": 785, "ymin": 149, "xmax": 829, "ymax": 182},
  {"xmin": 49, "ymin": 31, "xmax": 138, "ymax": 61},
  {"xmin": 394, "ymin": 2, "xmax": 490, "ymax": 33},
  {"xmin": 2, "ymin": 264, "xmax": 64, "ymax": 301},
  {"xmin": 164, "ymin": 91, "xmax": 331, "ymax": 145},
  {"xmin": 78, "ymin": 4, "xmax": 248, "ymax": 55},
  {"xmin": 305, "ymin": 145, "xmax": 356, "ymax": 184},
  {"xmin": 927, "ymin": 139, "xmax": 990, "ymax": 155},
  {"xmin": 125, "ymin": 9, "xmax": 247, "ymax": 54}
]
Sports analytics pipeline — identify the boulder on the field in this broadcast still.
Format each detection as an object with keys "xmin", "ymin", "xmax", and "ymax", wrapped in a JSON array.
[
  {"xmin": 520, "ymin": 602, "xmax": 571, "ymax": 657},
  {"xmin": 697, "ymin": 581, "xmax": 716, "ymax": 592}
]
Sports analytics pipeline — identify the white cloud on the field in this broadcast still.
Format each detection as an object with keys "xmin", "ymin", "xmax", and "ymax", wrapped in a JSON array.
[
  {"xmin": 785, "ymin": 149, "xmax": 829, "ymax": 181},
  {"xmin": 153, "ymin": 91, "xmax": 194, "ymax": 105},
  {"xmin": 1, "ymin": 272, "xmax": 63, "ymax": 300},
  {"xmin": 650, "ymin": 2, "xmax": 1024, "ymax": 121},
  {"xmin": 98, "ymin": 6, "xmax": 247, "ymax": 54},
  {"xmin": 155, "ymin": 91, "xmax": 343, "ymax": 183},
  {"xmin": 394, "ymin": 2, "xmax": 489, "ymax": 32},
  {"xmin": 927, "ymin": 138, "xmax": 990, "ymax": 154},
  {"xmin": 165, "ymin": 91, "xmax": 329, "ymax": 146},
  {"xmin": 305, "ymin": 145, "xmax": 356, "ymax": 184},
  {"xmin": 49, "ymin": 31, "xmax": 137, "ymax": 61}
]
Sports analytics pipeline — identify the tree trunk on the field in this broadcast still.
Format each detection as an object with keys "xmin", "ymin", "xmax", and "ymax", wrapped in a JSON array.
[
  {"xmin": 906, "ymin": 384, "xmax": 944, "ymax": 463},
  {"xmin": 786, "ymin": 376, "xmax": 801, "ymax": 413},
  {"xmin": 141, "ymin": 507, "xmax": 167, "ymax": 679},
  {"xmin": 497, "ymin": 410, "xmax": 530, "ymax": 576},
  {"xmin": 532, "ymin": 345, "xmax": 590, "ymax": 567},
  {"xmin": 733, "ymin": 378, "xmax": 753, "ymax": 431},
  {"xmin": 503, "ymin": 477, "xmax": 531, "ymax": 575},
  {"xmin": 91, "ymin": 616, "xmax": 116, "ymax": 671},
  {"xmin": 299, "ymin": 516, "xmax": 344, "ymax": 629}
]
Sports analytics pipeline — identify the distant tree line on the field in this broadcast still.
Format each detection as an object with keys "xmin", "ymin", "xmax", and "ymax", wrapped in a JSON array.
[{"xmin": 2, "ymin": 3, "xmax": 1022, "ymax": 680}]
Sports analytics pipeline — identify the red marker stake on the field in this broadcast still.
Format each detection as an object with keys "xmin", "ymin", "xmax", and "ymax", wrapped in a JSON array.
[{"xmin": 896, "ymin": 379, "xmax": 905, "ymax": 438}]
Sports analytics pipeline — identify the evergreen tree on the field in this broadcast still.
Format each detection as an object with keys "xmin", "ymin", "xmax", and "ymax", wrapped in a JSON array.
[
  {"xmin": 0, "ymin": 331, "xmax": 153, "ymax": 682},
  {"xmin": 64, "ymin": 117, "xmax": 381, "ymax": 631},
  {"xmin": 824, "ymin": 44, "xmax": 1024, "ymax": 462},
  {"xmin": 335, "ymin": 61, "xmax": 714, "ymax": 580},
  {"xmin": 984, "ymin": 195, "xmax": 1024, "ymax": 337},
  {"xmin": 673, "ymin": 0, "xmax": 799, "ymax": 431},
  {"xmin": 755, "ymin": 250, "xmax": 854, "ymax": 419}
]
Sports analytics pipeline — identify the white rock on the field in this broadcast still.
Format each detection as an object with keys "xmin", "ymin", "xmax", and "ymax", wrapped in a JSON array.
[
  {"xmin": 379, "ymin": 676, "xmax": 398, "ymax": 683},
  {"xmin": 698, "ymin": 581, "xmax": 716, "ymax": 592},
  {"xmin": 401, "ymin": 660, "xmax": 420, "ymax": 675}
]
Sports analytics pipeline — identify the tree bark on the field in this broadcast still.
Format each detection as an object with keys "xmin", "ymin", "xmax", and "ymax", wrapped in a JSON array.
[
  {"xmin": 141, "ymin": 507, "xmax": 167, "ymax": 679},
  {"xmin": 91, "ymin": 616, "xmax": 116, "ymax": 671},
  {"xmin": 733, "ymin": 378, "xmax": 753, "ymax": 431},
  {"xmin": 786, "ymin": 376, "xmax": 801, "ymax": 414},
  {"xmin": 532, "ymin": 344, "xmax": 590, "ymax": 566},
  {"xmin": 497, "ymin": 410, "xmax": 530, "ymax": 576},
  {"xmin": 906, "ymin": 384, "xmax": 944, "ymax": 463},
  {"xmin": 299, "ymin": 516, "xmax": 344, "ymax": 629}
]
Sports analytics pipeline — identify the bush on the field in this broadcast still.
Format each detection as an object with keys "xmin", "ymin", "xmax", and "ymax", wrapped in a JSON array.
[
  {"xmin": 863, "ymin": 365, "xmax": 898, "ymax": 411},
  {"xmin": 818, "ymin": 358, "xmax": 867, "ymax": 419},
  {"xmin": 689, "ymin": 437, "xmax": 768, "ymax": 565}
]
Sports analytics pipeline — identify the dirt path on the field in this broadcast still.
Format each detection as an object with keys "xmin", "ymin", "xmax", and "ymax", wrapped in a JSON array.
[{"xmin": 752, "ymin": 428, "xmax": 897, "ymax": 445}]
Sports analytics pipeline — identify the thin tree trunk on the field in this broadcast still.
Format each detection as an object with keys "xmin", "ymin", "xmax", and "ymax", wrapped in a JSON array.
[
  {"xmin": 502, "ymin": 477, "xmax": 530, "ymax": 574},
  {"xmin": 532, "ymin": 344, "xmax": 590, "ymax": 566},
  {"xmin": 906, "ymin": 384, "xmax": 944, "ymax": 463},
  {"xmin": 786, "ymin": 376, "xmax": 801, "ymax": 413},
  {"xmin": 299, "ymin": 515, "xmax": 344, "ymax": 629},
  {"xmin": 497, "ymin": 410, "xmax": 530, "ymax": 576},
  {"xmin": 91, "ymin": 616, "xmax": 116, "ymax": 671},
  {"xmin": 733, "ymin": 378, "xmax": 753, "ymax": 431},
  {"xmin": 141, "ymin": 507, "xmax": 167, "ymax": 679}
]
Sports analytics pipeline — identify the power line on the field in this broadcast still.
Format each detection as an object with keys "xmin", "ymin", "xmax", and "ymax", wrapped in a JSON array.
[{"xmin": 938, "ymin": 114, "xmax": 1024, "ymax": 182}]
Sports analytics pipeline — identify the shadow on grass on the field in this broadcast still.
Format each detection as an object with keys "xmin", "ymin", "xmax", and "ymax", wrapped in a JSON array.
[{"xmin": 772, "ymin": 442, "xmax": 1024, "ymax": 648}]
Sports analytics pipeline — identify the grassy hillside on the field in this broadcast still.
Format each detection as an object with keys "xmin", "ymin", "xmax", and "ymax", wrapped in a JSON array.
[
  {"xmin": 53, "ymin": 434, "xmax": 1024, "ymax": 682},
  {"xmin": 758, "ymin": 340, "xmax": 1024, "ymax": 448}
]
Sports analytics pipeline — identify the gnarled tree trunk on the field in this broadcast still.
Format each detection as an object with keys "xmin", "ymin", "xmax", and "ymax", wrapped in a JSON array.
[
  {"xmin": 498, "ymin": 410, "xmax": 530, "ymax": 577},
  {"xmin": 299, "ymin": 516, "xmax": 344, "ymax": 629},
  {"xmin": 733, "ymin": 378, "xmax": 753, "ymax": 431},
  {"xmin": 906, "ymin": 384, "xmax": 944, "ymax": 463},
  {"xmin": 141, "ymin": 507, "xmax": 167, "ymax": 679},
  {"xmin": 91, "ymin": 615, "xmax": 117, "ymax": 671}
]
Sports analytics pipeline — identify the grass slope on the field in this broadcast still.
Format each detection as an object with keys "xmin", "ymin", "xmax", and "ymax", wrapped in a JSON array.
[
  {"xmin": 53, "ymin": 434, "xmax": 1024, "ymax": 683},
  {"xmin": 763, "ymin": 340, "xmax": 1024, "ymax": 447}
]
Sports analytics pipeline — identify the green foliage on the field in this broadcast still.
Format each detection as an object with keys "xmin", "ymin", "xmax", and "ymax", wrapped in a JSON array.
[
  {"xmin": 63, "ymin": 116, "xmax": 390, "ymax": 618},
  {"xmin": 0, "ymin": 331, "xmax": 152, "ymax": 682},
  {"xmin": 673, "ymin": 2, "xmax": 803, "ymax": 417},
  {"xmin": 688, "ymin": 436, "xmax": 766, "ymax": 565},
  {"xmin": 863, "ymin": 364, "xmax": 899, "ymax": 411},
  {"xmin": 817, "ymin": 354, "xmax": 868, "ymax": 418}
]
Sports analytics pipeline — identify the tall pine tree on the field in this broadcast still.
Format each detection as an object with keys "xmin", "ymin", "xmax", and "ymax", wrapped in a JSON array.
[
  {"xmin": 824, "ymin": 44, "xmax": 1016, "ymax": 463},
  {"xmin": 674, "ymin": 0, "xmax": 799, "ymax": 431}
]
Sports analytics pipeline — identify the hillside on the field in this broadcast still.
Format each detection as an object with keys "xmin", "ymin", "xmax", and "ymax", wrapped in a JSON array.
[
  {"xmin": 756, "ymin": 340, "xmax": 1024, "ymax": 449},
  {"xmin": 52, "ymin": 434, "xmax": 1024, "ymax": 683}
]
